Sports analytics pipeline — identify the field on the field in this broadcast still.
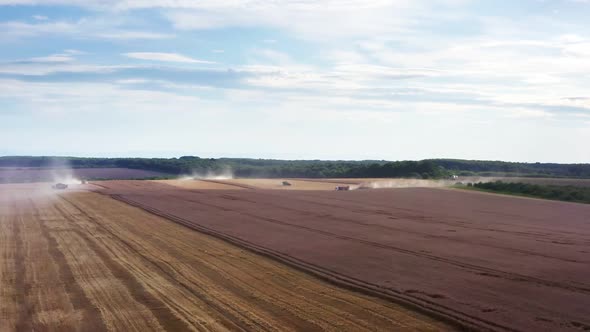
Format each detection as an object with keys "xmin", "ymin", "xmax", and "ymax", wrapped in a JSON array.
[
  {"xmin": 157, "ymin": 178, "xmax": 472, "ymax": 191},
  {"xmin": 0, "ymin": 183, "xmax": 450, "ymax": 331},
  {"xmin": 159, "ymin": 178, "xmax": 356, "ymax": 190},
  {"xmin": 94, "ymin": 179, "xmax": 590, "ymax": 332},
  {"xmin": 0, "ymin": 167, "xmax": 168, "ymax": 183},
  {"xmin": 2, "ymin": 178, "xmax": 589, "ymax": 332}
]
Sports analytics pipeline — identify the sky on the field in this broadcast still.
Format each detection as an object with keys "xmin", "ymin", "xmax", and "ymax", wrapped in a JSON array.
[{"xmin": 0, "ymin": 0, "xmax": 589, "ymax": 162}]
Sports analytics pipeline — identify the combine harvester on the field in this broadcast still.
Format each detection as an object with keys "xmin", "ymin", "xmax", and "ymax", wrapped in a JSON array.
[
  {"xmin": 335, "ymin": 185, "xmax": 350, "ymax": 191},
  {"xmin": 52, "ymin": 183, "xmax": 68, "ymax": 190}
]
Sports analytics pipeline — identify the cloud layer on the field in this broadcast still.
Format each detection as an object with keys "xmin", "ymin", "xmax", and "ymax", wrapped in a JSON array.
[{"xmin": 0, "ymin": 0, "xmax": 589, "ymax": 161}]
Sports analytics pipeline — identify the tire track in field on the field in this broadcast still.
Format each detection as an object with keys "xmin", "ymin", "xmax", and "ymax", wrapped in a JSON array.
[
  {"xmin": 170, "ymin": 193, "xmax": 590, "ymax": 295},
  {"xmin": 120, "ymin": 224, "xmax": 396, "ymax": 332},
  {"xmin": 57, "ymin": 195, "xmax": 266, "ymax": 331},
  {"xmin": 52, "ymin": 200, "xmax": 215, "ymax": 332},
  {"xmin": 211, "ymin": 249, "xmax": 420, "ymax": 329},
  {"xmin": 283, "ymin": 189, "xmax": 590, "ymax": 240},
  {"xmin": 21, "ymin": 198, "xmax": 85, "ymax": 331},
  {"xmin": 188, "ymin": 247, "xmax": 429, "ymax": 331},
  {"xmin": 50, "ymin": 228, "xmax": 165, "ymax": 332},
  {"xmin": 189, "ymin": 190, "xmax": 586, "ymax": 265},
  {"xmin": 258, "ymin": 190, "xmax": 562, "ymax": 237},
  {"xmin": 12, "ymin": 208, "xmax": 33, "ymax": 332},
  {"xmin": 0, "ymin": 207, "xmax": 19, "ymax": 332},
  {"xmin": 200, "ymin": 179, "xmax": 257, "ymax": 190},
  {"xmin": 47, "ymin": 199, "xmax": 166, "ymax": 332},
  {"xmin": 268, "ymin": 191, "xmax": 590, "ymax": 263}
]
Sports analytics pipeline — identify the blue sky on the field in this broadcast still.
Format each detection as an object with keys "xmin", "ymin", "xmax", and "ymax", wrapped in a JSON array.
[{"xmin": 0, "ymin": 0, "xmax": 589, "ymax": 162}]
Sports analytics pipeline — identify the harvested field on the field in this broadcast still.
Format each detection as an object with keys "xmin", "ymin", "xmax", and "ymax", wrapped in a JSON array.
[
  {"xmin": 155, "ymin": 179, "xmax": 246, "ymax": 190},
  {"xmin": 0, "ymin": 183, "xmax": 450, "ymax": 332},
  {"xmin": 215, "ymin": 179, "xmax": 352, "ymax": 190},
  {"xmin": 0, "ymin": 167, "xmax": 168, "ymax": 183},
  {"xmin": 96, "ymin": 180, "xmax": 590, "ymax": 332},
  {"xmin": 156, "ymin": 178, "xmax": 357, "ymax": 191}
]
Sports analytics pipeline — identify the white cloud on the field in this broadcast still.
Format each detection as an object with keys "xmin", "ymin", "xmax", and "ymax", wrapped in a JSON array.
[
  {"xmin": 0, "ymin": 62, "xmax": 125, "ymax": 75},
  {"xmin": 96, "ymin": 31, "xmax": 173, "ymax": 39},
  {"xmin": 250, "ymin": 49, "xmax": 292, "ymax": 65},
  {"xmin": 32, "ymin": 14, "xmax": 47, "ymax": 20},
  {"xmin": 0, "ymin": 0, "xmax": 417, "ymax": 11},
  {"xmin": 30, "ymin": 54, "xmax": 74, "ymax": 62},
  {"xmin": 0, "ymin": 18, "xmax": 173, "ymax": 40},
  {"xmin": 64, "ymin": 49, "xmax": 85, "ymax": 55},
  {"xmin": 0, "ymin": 20, "xmax": 75, "ymax": 38},
  {"xmin": 162, "ymin": 1, "xmax": 418, "ymax": 40},
  {"xmin": 123, "ymin": 52, "xmax": 216, "ymax": 64},
  {"xmin": 562, "ymin": 42, "xmax": 590, "ymax": 57}
]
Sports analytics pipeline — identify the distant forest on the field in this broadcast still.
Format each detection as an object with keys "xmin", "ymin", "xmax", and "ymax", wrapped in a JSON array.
[
  {"xmin": 1, "ymin": 156, "xmax": 589, "ymax": 179},
  {"xmin": 469, "ymin": 181, "xmax": 590, "ymax": 204}
]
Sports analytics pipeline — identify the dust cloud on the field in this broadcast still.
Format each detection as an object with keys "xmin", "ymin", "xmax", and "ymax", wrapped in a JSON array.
[
  {"xmin": 350, "ymin": 177, "xmax": 495, "ymax": 190},
  {"xmin": 0, "ymin": 158, "xmax": 87, "ymax": 215},
  {"xmin": 48, "ymin": 158, "xmax": 82, "ymax": 185},
  {"xmin": 177, "ymin": 167, "xmax": 234, "ymax": 181}
]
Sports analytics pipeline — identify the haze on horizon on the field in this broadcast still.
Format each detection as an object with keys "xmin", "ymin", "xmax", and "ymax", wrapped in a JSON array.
[{"xmin": 0, "ymin": 0, "xmax": 589, "ymax": 163}]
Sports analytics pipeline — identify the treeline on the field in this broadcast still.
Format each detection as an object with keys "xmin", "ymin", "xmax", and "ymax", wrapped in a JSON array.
[
  {"xmin": 0, "ymin": 156, "xmax": 218, "ymax": 174},
  {"xmin": 430, "ymin": 159, "xmax": 590, "ymax": 178},
  {"xmin": 471, "ymin": 181, "xmax": 590, "ymax": 204},
  {"xmin": 230, "ymin": 160, "xmax": 447, "ymax": 179},
  {"xmin": 0, "ymin": 156, "xmax": 446, "ymax": 179},
  {"xmin": 1, "ymin": 156, "xmax": 589, "ymax": 179}
]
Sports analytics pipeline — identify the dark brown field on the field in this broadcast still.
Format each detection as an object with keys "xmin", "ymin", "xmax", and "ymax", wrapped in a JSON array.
[
  {"xmin": 0, "ymin": 167, "xmax": 168, "ymax": 183},
  {"xmin": 96, "ymin": 180, "xmax": 590, "ymax": 332}
]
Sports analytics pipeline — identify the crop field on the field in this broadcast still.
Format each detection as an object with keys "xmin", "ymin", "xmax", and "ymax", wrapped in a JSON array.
[
  {"xmin": 0, "ymin": 183, "xmax": 451, "ymax": 332},
  {"xmin": 159, "ymin": 179, "xmax": 356, "ymax": 191},
  {"xmin": 0, "ymin": 167, "xmax": 168, "ymax": 183},
  {"xmin": 158, "ymin": 178, "xmax": 465, "ymax": 191},
  {"xmin": 94, "ymin": 179, "xmax": 590, "ymax": 332}
]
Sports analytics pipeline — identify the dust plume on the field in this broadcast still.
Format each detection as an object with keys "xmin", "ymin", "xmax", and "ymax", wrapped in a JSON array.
[
  {"xmin": 49, "ymin": 158, "xmax": 82, "ymax": 185},
  {"xmin": 350, "ymin": 177, "xmax": 496, "ymax": 190},
  {"xmin": 178, "ymin": 166, "xmax": 234, "ymax": 181},
  {"xmin": 0, "ymin": 158, "xmax": 87, "ymax": 214}
]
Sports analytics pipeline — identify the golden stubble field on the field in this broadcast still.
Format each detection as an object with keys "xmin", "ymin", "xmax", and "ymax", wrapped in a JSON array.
[{"xmin": 0, "ymin": 183, "xmax": 452, "ymax": 332}]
